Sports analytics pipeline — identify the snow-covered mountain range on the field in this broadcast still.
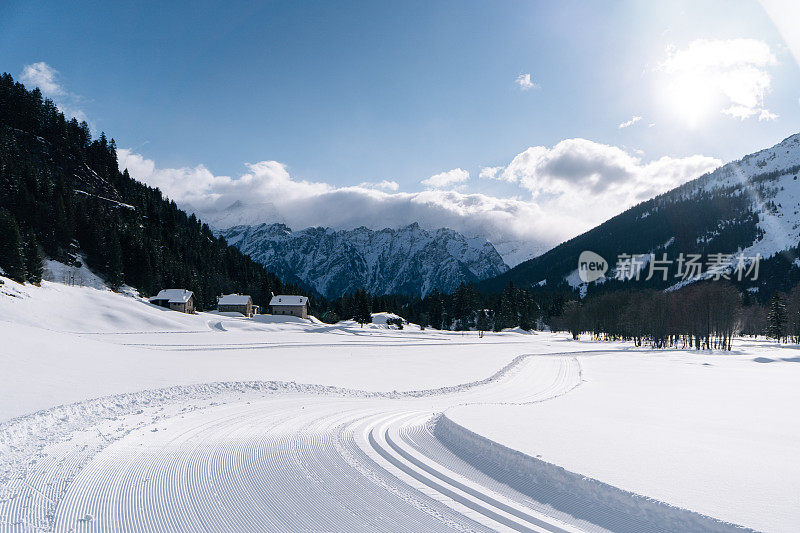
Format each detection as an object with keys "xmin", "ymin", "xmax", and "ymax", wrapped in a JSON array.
[{"xmin": 219, "ymin": 223, "xmax": 509, "ymax": 298}]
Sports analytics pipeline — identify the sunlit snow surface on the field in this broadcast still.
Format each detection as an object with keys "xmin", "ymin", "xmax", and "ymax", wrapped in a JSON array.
[{"xmin": 1, "ymin": 275, "xmax": 797, "ymax": 532}]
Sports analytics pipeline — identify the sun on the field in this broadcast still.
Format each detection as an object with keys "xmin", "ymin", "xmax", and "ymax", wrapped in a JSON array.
[{"xmin": 664, "ymin": 72, "xmax": 718, "ymax": 129}]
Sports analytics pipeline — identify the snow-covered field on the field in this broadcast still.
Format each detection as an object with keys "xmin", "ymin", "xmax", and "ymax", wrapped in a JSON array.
[
  {"xmin": 0, "ymin": 275, "xmax": 560, "ymax": 421},
  {"xmin": 1, "ymin": 275, "xmax": 797, "ymax": 531},
  {"xmin": 447, "ymin": 345, "xmax": 800, "ymax": 532}
]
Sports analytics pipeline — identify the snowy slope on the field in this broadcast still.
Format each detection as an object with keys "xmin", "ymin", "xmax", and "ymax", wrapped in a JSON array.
[
  {"xmin": 674, "ymin": 132, "xmax": 800, "ymax": 261},
  {"xmin": 219, "ymin": 222, "xmax": 509, "ymax": 298}
]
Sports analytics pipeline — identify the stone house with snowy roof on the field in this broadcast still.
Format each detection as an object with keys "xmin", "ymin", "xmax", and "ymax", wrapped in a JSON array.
[
  {"xmin": 217, "ymin": 294, "xmax": 257, "ymax": 317},
  {"xmin": 270, "ymin": 295, "xmax": 309, "ymax": 319},
  {"xmin": 149, "ymin": 289, "xmax": 195, "ymax": 313}
]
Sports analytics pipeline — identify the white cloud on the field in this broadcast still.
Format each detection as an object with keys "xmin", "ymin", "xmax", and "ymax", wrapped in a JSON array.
[
  {"xmin": 479, "ymin": 166, "xmax": 503, "ymax": 180},
  {"xmin": 497, "ymin": 138, "xmax": 720, "ymax": 203},
  {"xmin": 19, "ymin": 61, "xmax": 88, "ymax": 123},
  {"xmin": 618, "ymin": 116, "xmax": 642, "ymax": 129},
  {"xmin": 358, "ymin": 179, "xmax": 399, "ymax": 191},
  {"xmin": 421, "ymin": 168, "xmax": 469, "ymax": 189},
  {"xmin": 20, "ymin": 62, "xmax": 63, "ymax": 96},
  {"xmin": 758, "ymin": 109, "xmax": 779, "ymax": 121},
  {"xmin": 119, "ymin": 140, "xmax": 720, "ymax": 264},
  {"xmin": 515, "ymin": 73, "xmax": 538, "ymax": 90},
  {"xmin": 119, "ymin": 149, "xmax": 549, "ymax": 259},
  {"xmin": 660, "ymin": 39, "xmax": 777, "ymax": 122}
]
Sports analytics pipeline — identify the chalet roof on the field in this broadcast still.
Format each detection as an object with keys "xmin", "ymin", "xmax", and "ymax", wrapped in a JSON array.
[
  {"xmin": 218, "ymin": 294, "xmax": 252, "ymax": 306},
  {"xmin": 270, "ymin": 295, "xmax": 309, "ymax": 307},
  {"xmin": 151, "ymin": 289, "xmax": 194, "ymax": 304}
]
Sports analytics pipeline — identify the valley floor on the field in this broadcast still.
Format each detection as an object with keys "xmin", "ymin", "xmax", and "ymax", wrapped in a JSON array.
[{"xmin": 1, "ymin": 277, "xmax": 797, "ymax": 532}]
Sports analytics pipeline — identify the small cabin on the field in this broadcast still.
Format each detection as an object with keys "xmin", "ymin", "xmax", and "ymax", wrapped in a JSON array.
[
  {"xmin": 217, "ymin": 294, "xmax": 257, "ymax": 317},
  {"xmin": 270, "ymin": 295, "xmax": 310, "ymax": 319},
  {"xmin": 150, "ymin": 289, "xmax": 195, "ymax": 313}
]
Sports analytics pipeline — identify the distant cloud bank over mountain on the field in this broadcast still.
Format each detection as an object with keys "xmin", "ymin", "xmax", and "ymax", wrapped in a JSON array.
[{"xmin": 118, "ymin": 139, "xmax": 720, "ymax": 266}]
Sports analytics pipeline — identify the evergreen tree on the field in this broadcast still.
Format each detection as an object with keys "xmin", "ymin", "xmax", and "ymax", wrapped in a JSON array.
[
  {"xmin": 23, "ymin": 230, "xmax": 44, "ymax": 284},
  {"xmin": 497, "ymin": 282, "xmax": 519, "ymax": 330},
  {"xmin": 766, "ymin": 292, "xmax": 787, "ymax": 341},
  {"xmin": 353, "ymin": 289, "xmax": 372, "ymax": 327},
  {"xmin": 476, "ymin": 309, "xmax": 489, "ymax": 333},
  {"xmin": 0, "ymin": 209, "xmax": 26, "ymax": 282},
  {"xmin": 519, "ymin": 311, "xmax": 532, "ymax": 331}
]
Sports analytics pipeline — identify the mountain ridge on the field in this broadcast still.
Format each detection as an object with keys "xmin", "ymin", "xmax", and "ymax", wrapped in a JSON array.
[{"xmin": 219, "ymin": 222, "xmax": 509, "ymax": 298}]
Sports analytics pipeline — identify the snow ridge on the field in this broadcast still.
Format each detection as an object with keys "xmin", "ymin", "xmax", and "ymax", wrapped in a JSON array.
[{"xmin": 434, "ymin": 414, "xmax": 750, "ymax": 533}]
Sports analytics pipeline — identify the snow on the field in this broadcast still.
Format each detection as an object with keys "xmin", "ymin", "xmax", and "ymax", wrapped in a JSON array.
[
  {"xmin": 446, "ymin": 342, "xmax": 800, "ymax": 532},
  {"xmin": 1, "ymin": 268, "xmax": 796, "ymax": 531},
  {"xmin": 43, "ymin": 258, "xmax": 108, "ymax": 290},
  {"xmin": 269, "ymin": 294, "xmax": 308, "ymax": 306},
  {"xmin": 370, "ymin": 312, "xmax": 404, "ymax": 325},
  {"xmin": 217, "ymin": 293, "xmax": 252, "ymax": 305},
  {"xmin": 0, "ymin": 272, "xmax": 564, "ymax": 422},
  {"xmin": 150, "ymin": 288, "xmax": 193, "ymax": 303}
]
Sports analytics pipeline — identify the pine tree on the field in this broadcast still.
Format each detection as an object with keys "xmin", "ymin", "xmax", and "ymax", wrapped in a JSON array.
[
  {"xmin": 353, "ymin": 289, "xmax": 372, "ymax": 327},
  {"xmin": 766, "ymin": 292, "xmax": 787, "ymax": 341},
  {"xmin": 476, "ymin": 309, "xmax": 489, "ymax": 333},
  {"xmin": 23, "ymin": 230, "xmax": 44, "ymax": 284},
  {"xmin": 519, "ymin": 311, "xmax": 532, "ymax": 331},
  {"xmin": 0, "ymin": 209, "xmax": 26, "ymax": 282},
  {"xmin": 497, "ymin": 282, "xmax": 518, "ymax": 330}
]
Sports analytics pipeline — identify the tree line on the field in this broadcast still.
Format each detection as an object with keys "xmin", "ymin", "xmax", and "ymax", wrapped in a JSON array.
[
  {"xmin": 551, "ymin": 283, "xmax": 742, "ymax": 349},
  {"xmin": 548, "ymin": 282, "xmax": 800, "ymax": 349},
  {"xmin": 318, "ymin": 281, "xmax": 565, "ymax": 332},
  {"xmin": 318, "ymin": 276, "xmax": 800, "ymax": 351}
]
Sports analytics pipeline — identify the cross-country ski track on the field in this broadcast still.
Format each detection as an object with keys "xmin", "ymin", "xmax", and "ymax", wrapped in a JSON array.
[{"xmin": 0, "ymin": 351, "xmax": 747, "ymax": 533}]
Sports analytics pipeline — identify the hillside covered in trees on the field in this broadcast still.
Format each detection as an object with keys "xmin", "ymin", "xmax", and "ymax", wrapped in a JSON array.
[
  {"xmin": 478, "ymin": 133, "xmax": 800, "ymax": 301},
  {"xmin": 0, "ymin": 73, "xmax": 303, "ymax": 310}
]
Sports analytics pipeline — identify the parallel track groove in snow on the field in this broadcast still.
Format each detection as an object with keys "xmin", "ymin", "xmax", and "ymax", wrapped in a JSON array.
[{"xmin": 1, "ymin": 352, "xmax": 748, "ymax": 532}]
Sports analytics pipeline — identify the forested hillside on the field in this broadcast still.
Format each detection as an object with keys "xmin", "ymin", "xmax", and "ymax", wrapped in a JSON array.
[
  {"xmin": 0, "ymin": 73, "xmax": 299, "ymax": 310},
  {"xmin": 479, "ymin": 133, "xmax": 800, "ymax": 301}
]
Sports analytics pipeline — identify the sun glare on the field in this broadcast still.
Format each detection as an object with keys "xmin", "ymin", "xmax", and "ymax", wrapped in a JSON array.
[{"xmin": 665, "ymin": 73, "xmax": 718, "ymax": 128}]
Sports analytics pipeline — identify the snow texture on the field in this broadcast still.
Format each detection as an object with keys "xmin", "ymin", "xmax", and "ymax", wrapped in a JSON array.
[{"xmin": 1, "ymin": 269, "xmax": 794, "ymax": 531}]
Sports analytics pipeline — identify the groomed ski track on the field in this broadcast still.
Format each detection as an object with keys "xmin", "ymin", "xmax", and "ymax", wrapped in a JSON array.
[{"xmin": 0, "ymin": 353, "xmax": 746, "ymax": 532}]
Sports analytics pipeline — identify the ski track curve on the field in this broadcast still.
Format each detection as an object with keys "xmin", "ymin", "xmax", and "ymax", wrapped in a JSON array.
[{"xmin": 0, "ymin": 353, "xmax": 745, "ymax": 532}]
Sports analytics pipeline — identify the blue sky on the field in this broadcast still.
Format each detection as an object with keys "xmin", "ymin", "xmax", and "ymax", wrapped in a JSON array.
[{"xmin": 2, "ymin": 0, "xmax": 799, "ymax": 262}]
